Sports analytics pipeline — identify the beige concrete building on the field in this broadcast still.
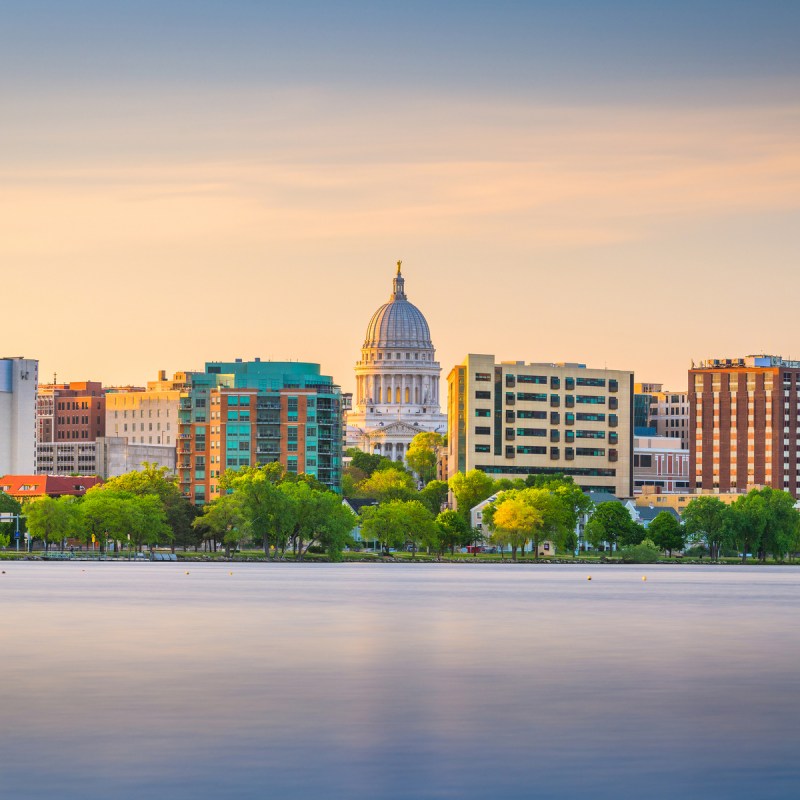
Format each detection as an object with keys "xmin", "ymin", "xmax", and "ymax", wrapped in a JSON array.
[
  {"xmin": 101, "ymin": 370, "xmax": 194, "ymax": 477},
  {"xmin": 448, "ymin": 355, "xmax": 633, "ymax": 497},
  {"xmin": 105, "ymin": 370, "xmax": 193, "ymax": 447}
]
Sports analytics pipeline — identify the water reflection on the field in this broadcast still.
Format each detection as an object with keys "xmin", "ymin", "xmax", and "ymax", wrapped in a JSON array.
[{"xmin": 1, "ymin": 564, "xmax": 798, "ymax": 799}]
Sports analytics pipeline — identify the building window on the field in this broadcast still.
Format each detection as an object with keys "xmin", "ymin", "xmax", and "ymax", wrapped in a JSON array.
[
  {"xmin": 475, "ymin": 409, "xmax": 491, "ymax": 417},
  {"xmin": 475, "ymin": 373, "xmax": 491, "ymax": 382},
  {"xmin": 475, "ymin": 391, "xmax": 491, "ymax": 399},
  {"xmin": 475, "ymin": 444, "xmax": 491, "ymax": 453}
]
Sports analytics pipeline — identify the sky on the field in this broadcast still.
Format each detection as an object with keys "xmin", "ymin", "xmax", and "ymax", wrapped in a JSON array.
[{"xmin": 1, "ymin": 1, "xmax": 799, "ymax": 393}]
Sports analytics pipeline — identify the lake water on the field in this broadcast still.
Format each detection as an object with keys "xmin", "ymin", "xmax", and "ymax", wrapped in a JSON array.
[{"xmin": 1, "ymin": 563, "xmax": 798, "ymax": 799}]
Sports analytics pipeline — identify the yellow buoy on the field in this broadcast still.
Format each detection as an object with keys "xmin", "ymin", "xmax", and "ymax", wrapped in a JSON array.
[
  {"xmin": 229, "ymin": 571, "xmax": 233, "ymax": 576},
  {"xmin": 185, "ymin": 571, "xmax": 190, "ymax": 575},
  {"xmin": 587, "ymin": 575, "xmax": 592, "ymax": 581},
  {"xmin": 642, "ymin": 576, "xmax": 647, "ymax": 581}
]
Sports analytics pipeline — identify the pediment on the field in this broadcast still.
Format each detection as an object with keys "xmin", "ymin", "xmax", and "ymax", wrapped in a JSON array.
[{"xmin": 367, "ymin": 421, "xmax": 425, "ymax": 439}]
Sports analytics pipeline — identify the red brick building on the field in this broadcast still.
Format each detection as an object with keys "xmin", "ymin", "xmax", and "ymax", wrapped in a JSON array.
[
  {"xmin": 38, "ymin": 381, "xmax": 106, "ymax": 443},
  {"xmin": 689, "ymin": 355, "xmax": 800, "ymax": 497}
]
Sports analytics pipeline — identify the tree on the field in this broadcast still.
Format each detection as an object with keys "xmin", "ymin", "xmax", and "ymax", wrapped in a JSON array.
[
  {"xmin": 302, "ymin": 491, "xmax": 355, "ymax": 561},
  {"xmin": 0, "ymin": 490, "xmax": 22, "ymax": 545},
  {"xmin": 359, "ymin": 500, "xmax": 436, "ymax": 557},
  {"xmin": 222, "ymin": 465, "xmax": 293, "ymax": 559},
  {"xmin": 405, "ymin": 432, "xmax": 444, "ymax": 485},
  {"xmin": 449, "ymin": 469, "xmax": 496, "ymax": 523},
  {"xmin": 487, "ymin": 494, "xmax": 542, "ymax": 561},
  {"xmin": 359, "ymin": 502, "xmax": 408, "ymax": 554},
  {"xmin": 682, "ymin": 495, "xmax": 730, "ymax": 560},
  {"xmin": 24, "ymin": 496, "xmax": 79, "ymax": 552},
  {"xmin": 193, "ymin": 494, "xmax": 245, "ymax": 556},
  {"xmin": 584, "ymin": 501, "xmax": 633, "ymax": 554},
  {"xmin": 757, "ymin": 487, "xmax": 799, "ymax": 561},
  {"xmin": 418, "ymin": 480, "xmax": 449, "ymax": 515},
  {"xmin": 647, "ymin": 512, "xmax": 684, "ymax": 556},
  {"xmin": 345, "ymin": 448, "xmax": 392, "ymax": 477},
  {"xmin": 728, "ymin": 491, "xmax": 768, "ymax": 563},
  {"xmin": 78, "ymin": 489, "xmax": 127, "ymax": 551},
  {"xmin": 359, "ymin": 467, "xmax": 416, "ymax": 503},
  {"xmin": 435, "ymin": 509, "xmax": 471, "ymax": 557},
  {"xmin": 104, "ymin": 463, "xmax": 197, "ymax": 551}
]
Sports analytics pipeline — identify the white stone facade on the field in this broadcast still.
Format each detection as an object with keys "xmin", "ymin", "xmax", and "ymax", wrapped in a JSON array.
[{"xmin": 345, "ymin": 264, "xmax": 447, "ymax": 461}]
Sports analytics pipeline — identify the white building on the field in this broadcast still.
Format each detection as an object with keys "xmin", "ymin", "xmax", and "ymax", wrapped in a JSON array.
[
  {"xmin": 345, "ymin": 263, "xmax": 446, "ymax": 461},
  {"xmin": 0, "ymin": 357, "xmax": 38, "ymax": 475}
]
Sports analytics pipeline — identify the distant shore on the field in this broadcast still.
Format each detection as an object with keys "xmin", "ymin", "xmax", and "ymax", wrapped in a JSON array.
[{"xmin": 3, "ymin": 552, "xmax": 798, "ymax": 566}]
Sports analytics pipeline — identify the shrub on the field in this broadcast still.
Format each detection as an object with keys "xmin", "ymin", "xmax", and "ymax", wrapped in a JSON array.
[{"xmin": 620, "ymin": 538, "xmax": 659, "ymax": 563}]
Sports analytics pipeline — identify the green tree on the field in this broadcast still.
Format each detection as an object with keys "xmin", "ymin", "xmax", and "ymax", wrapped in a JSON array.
[
  {"xmin": 418, "ymin": 480, "xmax": 449, "ymax": 515},
  {"xmin": 405, "ymin": 432, "xmax": 444, "ymax": 486},
  {"xmin": 220, "ymin": 464, "xmax": 293, "ymax": 559},
  {"xmin": 449, "ymin": 469, "xmax": 496, "ymax": 523},
  {"xmin": 104, "ymin": 463, "xmax": 198, "ymax": 551},
  {"xmin": 682, "ymin": 495, "xmax": 730, "ymax": 560},
  {"xmin": 757, "ymin": 487, "xmax": 799, "ymax": 561},
  {"xmin": 24, "ymin": 495, "xmax": 79, "ymax": 552},
  {"xmin": 359, "ymin": 467, "xmax": 416, "ymax": 503},
  {"xmin": 359, "ymin": 499, "xmax": 436, "ymax": 558},
  {"xmin": 728, "ymin": 491, "xmax": 768, "ymax": 563},
  {"xmin": 584, "ymin": 501, "xmax": 633, "ymax": 554},
  {"xmin": 0, "ymin": 490, "xmax": 22, "ymax": 545},
  {"xmin": 78, "ymin": 489, "xmax": 126, "ymax": 551},
  {"xmin": 435, "ymin": 509, "xmax": 472, "ymax": 557},
  {"xmin": 193, "ymin": 494, "xmax": 245, "ymax": 556},
  {"xmin": 647, "ymin": 512, "xmax": 684, "ymax": 556},
  {"xmin": 345, "ymin": 448, "xmax": 393, "ymax": 477}
]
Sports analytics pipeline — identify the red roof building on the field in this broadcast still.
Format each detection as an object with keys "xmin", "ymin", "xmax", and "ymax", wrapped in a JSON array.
[{"xmin": 0, "ymin": 475, "xmax": 102, "ymax": 500}]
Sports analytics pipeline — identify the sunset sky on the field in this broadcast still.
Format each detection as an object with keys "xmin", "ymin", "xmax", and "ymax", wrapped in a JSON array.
[{"xmin": 2, "ymin": 1, "xmax": 799, "ymax": 392}]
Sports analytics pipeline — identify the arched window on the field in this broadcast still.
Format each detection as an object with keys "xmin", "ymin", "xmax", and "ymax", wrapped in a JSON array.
[
  {"xmin": 395, "ymin": 386, "xmax": 401, "ymax": 404},
  {"xmin": 405, "ymin": 387, "xmax": 410, "ymax": 403},
  {"xmin": 415, "ymin": 387, "xmax": 420, "ymax": 404}
]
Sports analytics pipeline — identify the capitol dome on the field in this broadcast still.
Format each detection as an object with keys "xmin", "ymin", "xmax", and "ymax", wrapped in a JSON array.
[{"xmin": 363, "ymin": 263, "xmax": 433, "ymax": 350}]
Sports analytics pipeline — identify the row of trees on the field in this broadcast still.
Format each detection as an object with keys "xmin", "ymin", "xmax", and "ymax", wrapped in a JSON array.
[
  {"xmin": 194, "ymin": 462, "xmax": 355, "ymax": 560},
  {"xmin": 584, "ymin": 487, "xmax": 800, "ymax": 562},
  {"xmin": 8, "ymin": 465, "xmax": 196, "ymax": 552}
]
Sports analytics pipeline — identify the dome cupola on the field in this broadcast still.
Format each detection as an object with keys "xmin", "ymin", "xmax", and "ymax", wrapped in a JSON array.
[{"xmin": 363, "ymin": 261, "xmax": 433, "ymax": 350}]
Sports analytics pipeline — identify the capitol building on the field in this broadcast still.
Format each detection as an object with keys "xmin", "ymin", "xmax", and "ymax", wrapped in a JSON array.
[{"xmin": 345, "ymin": 263, "xmax": 447, "ymax": 461}]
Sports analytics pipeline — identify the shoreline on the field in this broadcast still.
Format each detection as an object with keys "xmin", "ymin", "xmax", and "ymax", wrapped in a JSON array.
[{"xmin": 3, "ymin": 553, "xmax": 798, "ymax": 567}]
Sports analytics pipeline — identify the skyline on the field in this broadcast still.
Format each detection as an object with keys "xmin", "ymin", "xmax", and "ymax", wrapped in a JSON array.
[{"xmin": 2, "ymin": 1, "xmax": 799, "ymax": 392}]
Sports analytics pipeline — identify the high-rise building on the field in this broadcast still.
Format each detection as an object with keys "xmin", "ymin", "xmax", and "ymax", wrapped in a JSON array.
[
  {"xmin": 180, "ymin": 360, "xmax": 342, "ymax": 505},
  {"xmin": 447, "ymin": 354, "xmax": 633, "ymax": 497},
  {"xmin": 345, "ymin": 263, "xmax": 446, "ymax": 461},
  {"xmin": 36, "ymin": 380, "xmax": 105, "ymax": 475},
  {"xmin": 689, "ymin": 354, "xmax": 800, "ymax": 496},
  {"xmin": 0, "ymin": 357, "xmax": 38, "ymax": 475}
]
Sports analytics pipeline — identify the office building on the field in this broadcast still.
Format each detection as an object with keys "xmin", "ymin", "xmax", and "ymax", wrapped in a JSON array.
[
  {"xmin": 689, "ymin": 354, "xmax": 800, "ymax": 496},
  {"xmin": 180, "ymin": 359, "xmax": 342, "ymax": 505},
  {"xmin": 448, "ymin": 354, "xmax": 633, "ymax": 497}
]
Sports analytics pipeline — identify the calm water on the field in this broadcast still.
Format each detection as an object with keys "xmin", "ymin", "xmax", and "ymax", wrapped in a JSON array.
[{"xmin": 1, "ymin": 563, "xmax": 798, "ymax": 799}]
